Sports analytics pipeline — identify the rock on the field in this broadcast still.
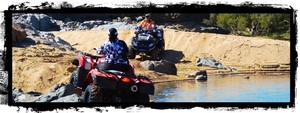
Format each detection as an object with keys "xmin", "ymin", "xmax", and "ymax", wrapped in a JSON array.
[
  {"xmin": 0, "ymin": 71, "xmax": 8, "ymax": 94},
  {"xmin": 12, "ymin": 88, "xmax": 40, "ymax": 102},
  {"xmin": 153, "ymin": 60, "xmax": 177, "ymax": 75},
  {"xmin": 51, "ymin": 94, "xmax": 83, "ymax": 102},
  {"xmin": 140, "ymin": 60, "xmax": 154, "ymax": 70},
  {"xmin": 35, "ymin": 83, "xmax": 75, "ymax": 102},
  {"xmin": 140, "ymin": 60, "xmax": 177, "ymax": 75},
  {"xmin": 136, "ymin": 16, "xmax": 144, "ymax": 22},
  {"xmin": 12, "ymin": 88, "xmax": 23, "ymax": 99},
  {"xmin": 15, "ymin": 93, "xmax": 39, "ymax": 102},
  {"xmin": 244, "ymin": 76, "xmax": 250, "ymax": 79},
  {"xmin": 122, "ymin": 17, "xmax": 132, "ymax": 23},
  {"xmin": 117, "ymin": 17, "xmax": 122, "ymax": 22},
  {"xmin": 196, "ymin": 57, "xmax": 227, "ymax": 70},
  {"xmin": 13, "ymin": 14, "xmax": 60, "ymax": 31},
  {"xmin": 261, "ymin": 64, "xmax": 280, "ymax": 68},
  {"xmin": 189, "ymin": 70, "xmax": 208, "ymax": 81},
  {"xmin": 195, "ymin": 75, "xmax": 207, "ymax": 81},
  {"xmin": 38, "ymin": 32, "xmax": 73, "ymax": 50},
  {"xmin": 12, "ymin": 23, "xmax": 27, "ymax": 42},
  {"xmin": 0, "ymin": 94, "xmax": 8, "ymax": 104},
  {"xmin": 38, "ymin": 14, "xmax": 61, "ymax": 31},
  {"xmin": 78, "ymin": 20, "xmax": 104, "ymax": 30}
]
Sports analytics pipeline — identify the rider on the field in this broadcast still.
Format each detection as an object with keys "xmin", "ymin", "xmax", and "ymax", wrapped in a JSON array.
[
  {"xmin": 75, "ymin": 28, "xmax": 130, "ymax": 96},
  {"xmin": 138, "ymin": 13, "xmax": 155, "ymax": 31},
  {"xmin": 136, "ymin": 14, "xmax": 158, "ymax": 38},
  {"xmin": 95, "ymin": 28, "xmax": 130, "ymax": 73}
]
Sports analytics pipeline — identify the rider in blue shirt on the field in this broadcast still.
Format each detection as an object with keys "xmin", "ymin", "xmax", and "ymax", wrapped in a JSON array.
[{"xmin": 95, "ymin": 28, "xmax": 130, "ymax": 72}]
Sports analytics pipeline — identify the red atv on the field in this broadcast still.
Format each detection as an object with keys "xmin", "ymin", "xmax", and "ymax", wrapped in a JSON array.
[{"xmin": 69, "ymin": 51, "xmax": 155, "ymax": 102}]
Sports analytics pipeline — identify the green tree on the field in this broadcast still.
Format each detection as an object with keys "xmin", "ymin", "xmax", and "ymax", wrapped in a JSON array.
[{"xmin": 202, "ymin": 13, "xmax": 290, "ymax": 40}]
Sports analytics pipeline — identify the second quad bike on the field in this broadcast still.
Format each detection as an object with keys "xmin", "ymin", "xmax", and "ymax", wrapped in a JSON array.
[{"xmin": 128, "ymin": 28, "xmax": 165, "ymax": 60}]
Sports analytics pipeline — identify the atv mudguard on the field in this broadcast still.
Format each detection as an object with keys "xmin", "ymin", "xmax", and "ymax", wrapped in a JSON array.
[{"xmin": 86, "ymin": 69, "xmax": 118, "ymax": 90}]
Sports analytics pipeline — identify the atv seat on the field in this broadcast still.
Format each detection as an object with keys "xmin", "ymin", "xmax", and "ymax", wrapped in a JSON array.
[
  {"xmin": 105, "ymin": 70, "xmax": 124, "ymax": 75},
  {"xmin": 104, "ymin": 70, "xmax": 136, "ymax": 78}
]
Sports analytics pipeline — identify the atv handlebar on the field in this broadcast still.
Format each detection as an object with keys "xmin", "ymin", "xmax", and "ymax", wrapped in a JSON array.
[{"xmin": 80, "ymin": 52, "xmax": 104, "ymax": 59}]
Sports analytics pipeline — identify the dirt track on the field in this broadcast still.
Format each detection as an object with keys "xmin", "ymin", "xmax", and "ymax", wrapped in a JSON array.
[{"xmin": 12, "ymin": 29, "xmax": 290, "ymax": 93}]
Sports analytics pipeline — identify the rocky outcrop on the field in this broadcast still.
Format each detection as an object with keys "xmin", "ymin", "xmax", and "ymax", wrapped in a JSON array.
[
  {"xmin": 0, "ymin": 71, "xmax": 7, "ymax": 104},
  {"xmin": 141, "ymin": 60, "xmax": 177, "ymax": 75},
  {"xmin": 12, "ymin": 23, "xmax": 27, "ymax": 42},
  {"xmin": 35, "ymin": 83, "xmax": 76, "ymax": 102},
  {"xmin": 38, "ymin": 32, "xmax": 74, "ymax": 51},
  {"xmin": 196, "ymin": 57, "xmax": 237, "ymax": 72},
  {"xmin": 12, "ymin": 88, "xmax": 40, "ymax": 102},
  {"xmin": 12, "ymin": 83, "xmax": 82, "ymax": 103},
  {"xmin": 13, "ymin": 14, "xmax": 60, "ymax": 31}
]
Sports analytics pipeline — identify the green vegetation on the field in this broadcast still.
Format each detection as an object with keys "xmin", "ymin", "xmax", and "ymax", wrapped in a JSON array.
[{"xmin": 202, "ymin": 13, "xmax": 290, "ymax": 40}]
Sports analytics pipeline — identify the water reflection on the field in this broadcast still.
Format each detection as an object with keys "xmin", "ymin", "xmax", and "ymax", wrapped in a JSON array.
[{"xmin": 152, "ymin": 73, "xmax": 290, "ymax": 102}]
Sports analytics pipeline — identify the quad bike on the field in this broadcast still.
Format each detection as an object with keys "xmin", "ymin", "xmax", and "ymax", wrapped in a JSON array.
[
  {"xmin": 128, "ymin": 28, "xmax": 165, "ymax": 60},
  {"xmin": 69, "ymin": 50, "xmax": 155, "ymax": 102}
]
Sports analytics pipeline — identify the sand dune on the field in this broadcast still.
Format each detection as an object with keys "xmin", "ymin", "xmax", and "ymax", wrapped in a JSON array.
[{"xmin": 53, "ymin": 29, "xmax": 290, "ymax": 66}]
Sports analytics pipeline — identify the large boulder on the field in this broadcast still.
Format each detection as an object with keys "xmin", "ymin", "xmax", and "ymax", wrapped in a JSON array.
[
  {"xmin": 13, "ymin": 14, "xmax": 60, "ymax": 31},
  {"xmin": 35, "ymin": 83, "xmax": 75, "ymax": 102},
  {"xmin": 12, "ymin": 23, "xmax": 27, "ymax": 42},
  {"xmin": 141, "ymin": 60, "xmax": 177, "ymax": 75}
]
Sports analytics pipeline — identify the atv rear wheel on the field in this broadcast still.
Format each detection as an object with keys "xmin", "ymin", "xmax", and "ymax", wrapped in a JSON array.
[
  {"xmin": 82, "ymin": 84, "xmax": 104, "ymax": 103},
  {"xmin": 128, "ymin": 46, "xmax": 136, "ymax": 59}
]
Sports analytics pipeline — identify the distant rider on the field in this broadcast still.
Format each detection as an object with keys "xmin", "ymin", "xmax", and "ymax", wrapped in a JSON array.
[
  {"xmin": 136, "ymin": 14, "xmax": 158, "ymax": 38},
  {"xmin": 138, "ymin": 13, "xmax": 155, "ymax": 31}
]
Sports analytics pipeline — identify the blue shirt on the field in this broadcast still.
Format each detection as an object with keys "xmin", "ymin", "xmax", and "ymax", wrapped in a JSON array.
[{"xmin": 96, "ymin": 39, "xmax": 129, "ymax": 65}]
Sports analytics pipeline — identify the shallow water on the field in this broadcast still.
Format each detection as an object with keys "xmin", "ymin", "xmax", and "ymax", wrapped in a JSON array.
[{"xmin": 152, "ymin": 72, "xmax": 290, "ymax": 102}]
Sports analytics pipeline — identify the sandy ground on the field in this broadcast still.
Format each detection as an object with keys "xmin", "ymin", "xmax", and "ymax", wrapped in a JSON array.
[{"xmin": 12, "ymin": 29, "xmax": 290, "ymax": 93}]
